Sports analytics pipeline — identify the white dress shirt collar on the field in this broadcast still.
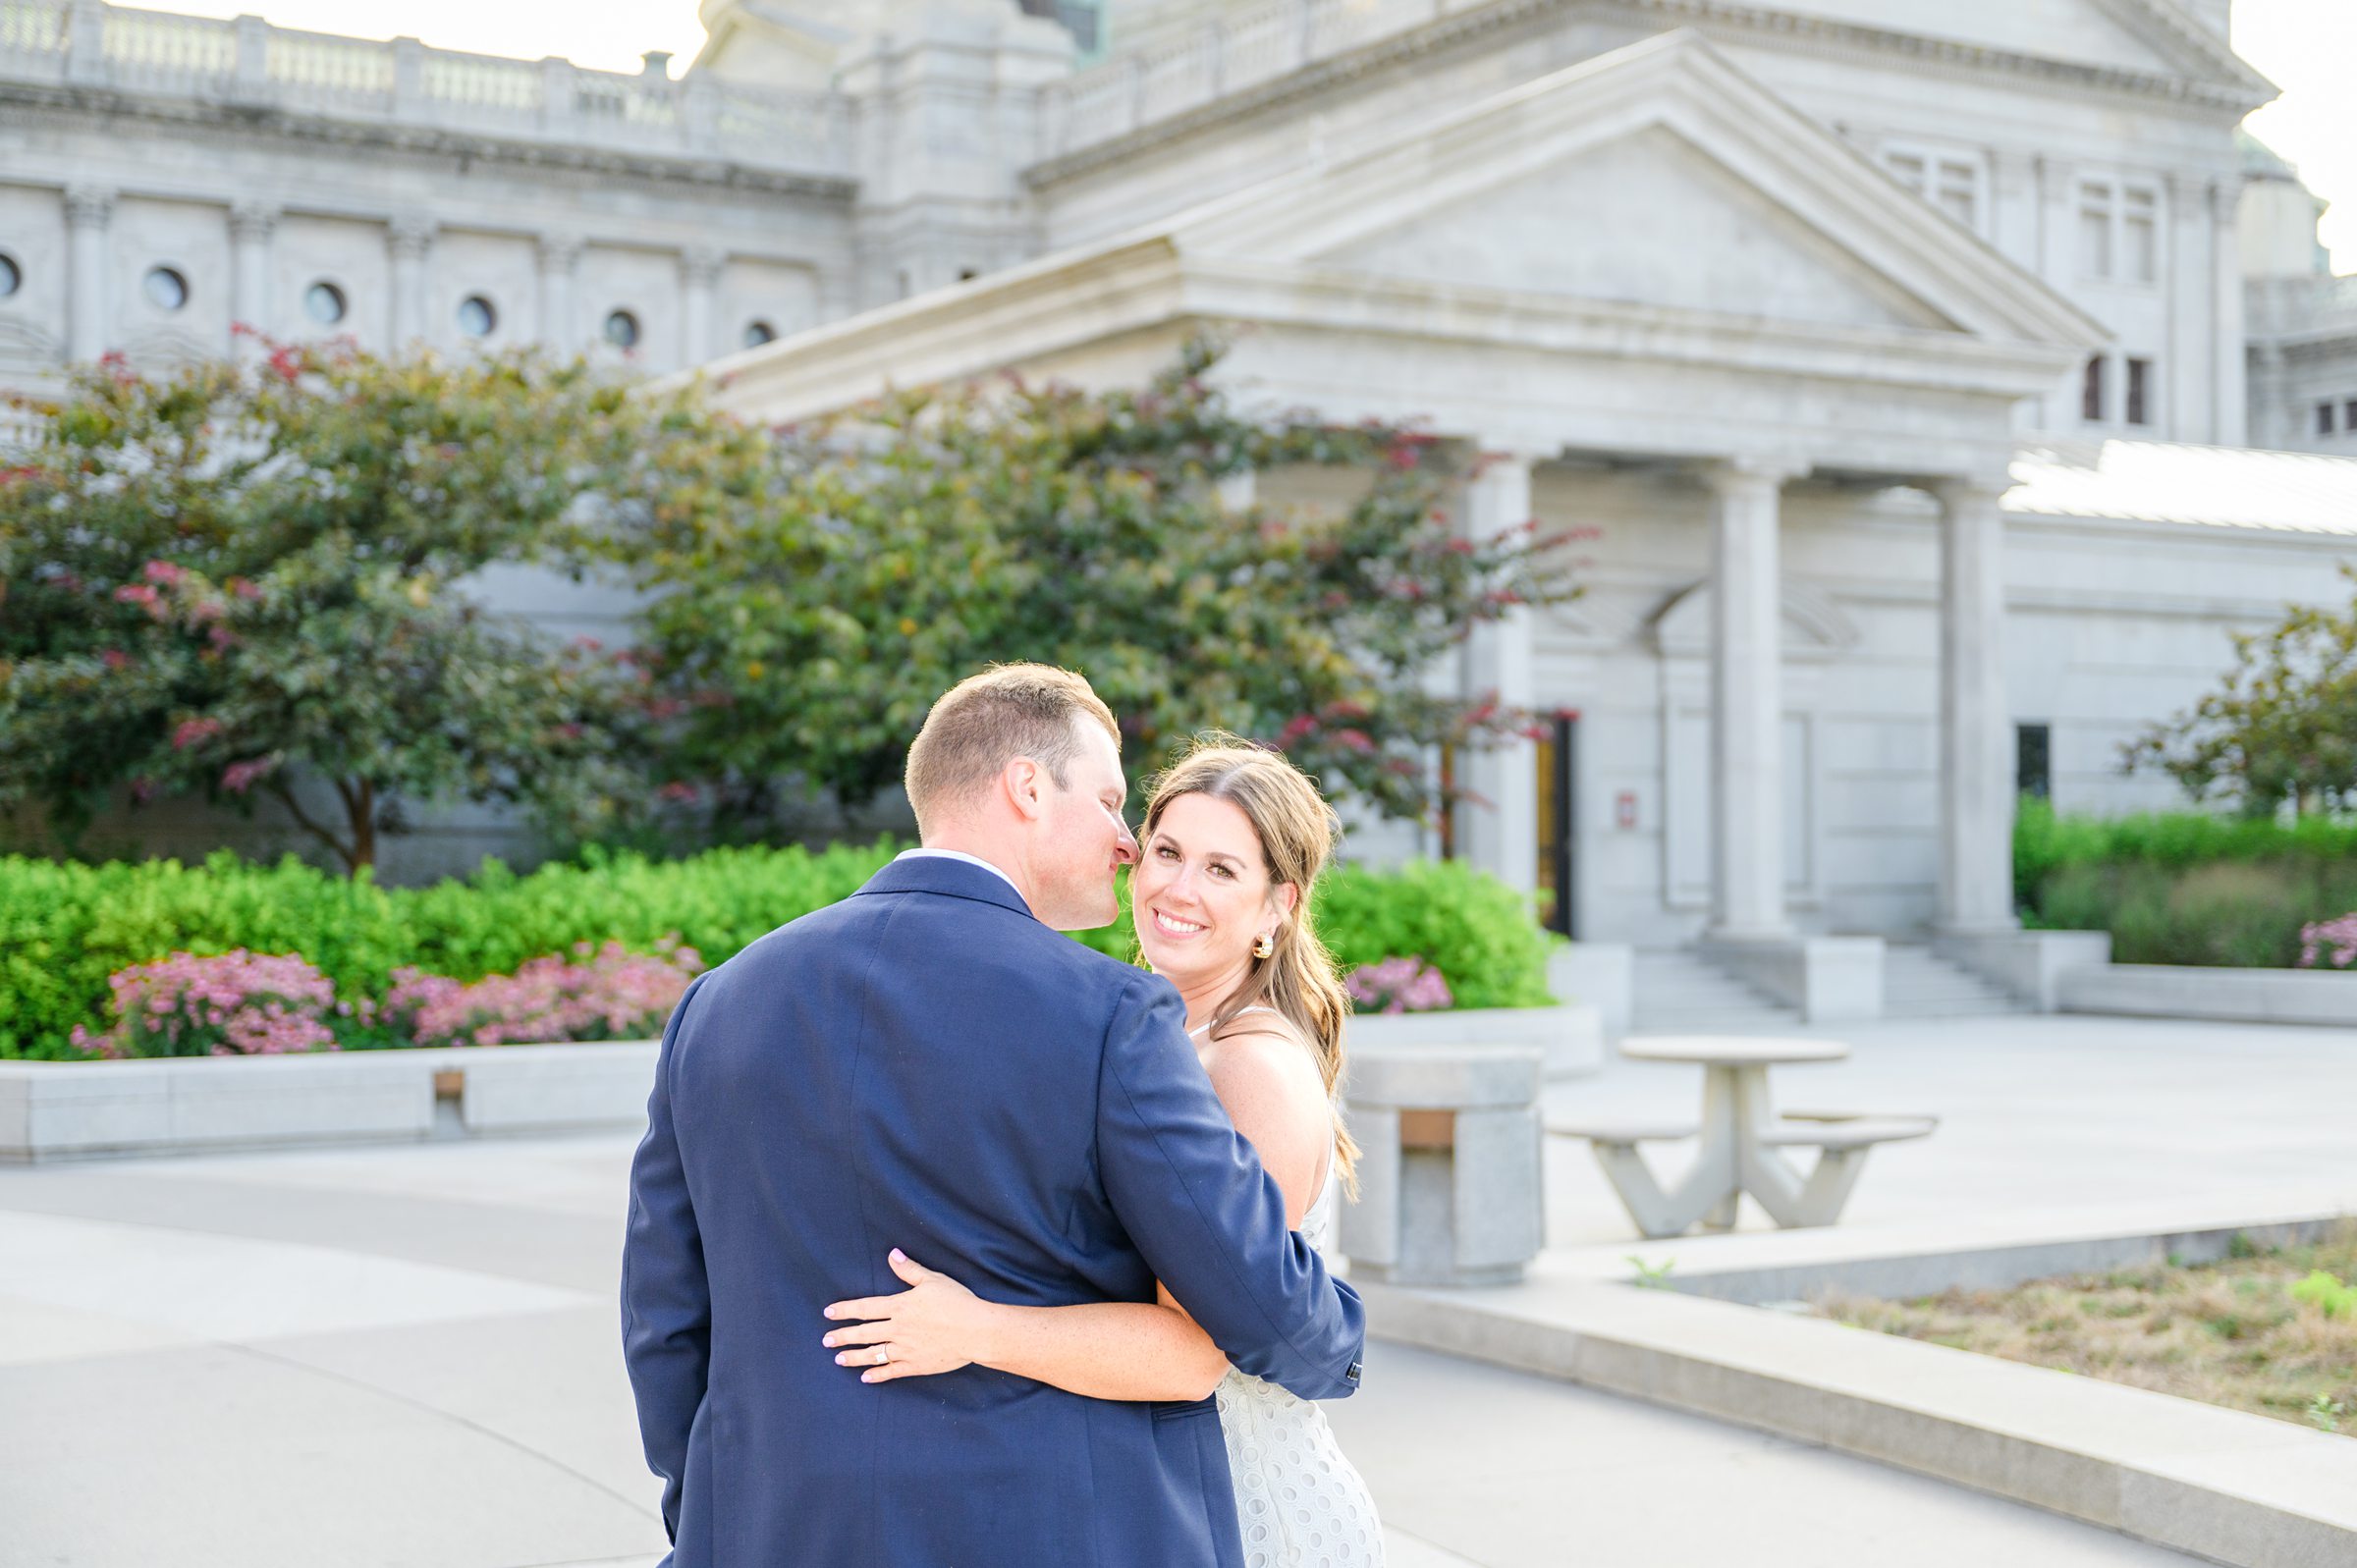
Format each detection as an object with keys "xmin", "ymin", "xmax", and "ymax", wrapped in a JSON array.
[{"xmin": 893, "ymin": 846, "xmax": 1022, "ymax": 896}]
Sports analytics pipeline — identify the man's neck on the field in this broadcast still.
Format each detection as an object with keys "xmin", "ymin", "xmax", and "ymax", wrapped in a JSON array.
[{"xmin": 915, "ymin": 834, "xmax": 1037, "ymax": 911}]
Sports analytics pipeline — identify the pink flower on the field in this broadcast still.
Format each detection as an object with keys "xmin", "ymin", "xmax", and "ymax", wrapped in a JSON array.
[
  {"xmin": 220, "ymin": 756, "xmax": 279, "ymax": 794},
  {"xmin": 100, "ymin": 649, "xmax": 131, "ymax": 671},
  {"xmin": 172, "ymin": 717, "xmax": 224, "ymax": 750},
  {"xmin": 382, "ymin": 939, "xmax": 703, "ymax": 1049},
  {"xmin": 73, "ymin": 949, "xmax": 340, "ymax": 1059},
  {"xmin": 141, "ymin": 560, "xmax": 186, "ymax": 586},
  {"xmin": 1346, "ymin": 956, "xmax": 1454, "ymax": 1015}
]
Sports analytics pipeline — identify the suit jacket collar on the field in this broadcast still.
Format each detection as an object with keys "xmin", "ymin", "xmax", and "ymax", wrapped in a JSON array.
[{"xmin": 856, "ymin": 852, "xmax": 1038, "ymax": 920}]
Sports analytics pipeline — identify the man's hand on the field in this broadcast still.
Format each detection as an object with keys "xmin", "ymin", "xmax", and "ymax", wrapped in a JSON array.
[{"xmin": 822, "ymin": 1249, "xmax": 999, "ymax": 1383}]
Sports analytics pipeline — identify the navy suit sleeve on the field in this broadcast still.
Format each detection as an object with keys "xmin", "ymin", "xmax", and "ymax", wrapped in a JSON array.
[
  {"xmin": 1094, "ymin": 973, "xmax": 1366, "ymax": 1400},
  {"xmin": 621, "ymin": 971, "xmax": 712, "ymax": 1541}
]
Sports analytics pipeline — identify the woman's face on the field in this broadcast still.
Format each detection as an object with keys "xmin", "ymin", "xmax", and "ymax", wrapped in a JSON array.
[{"xmin": 1132, "ymin": 791, "xmax": 1289, "ymax": 984}]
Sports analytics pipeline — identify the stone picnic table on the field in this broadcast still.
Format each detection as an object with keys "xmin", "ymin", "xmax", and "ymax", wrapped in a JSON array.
[{"xmin": 1550, "ymin": 1035, "xmax": 1936, "ymax": 1239}]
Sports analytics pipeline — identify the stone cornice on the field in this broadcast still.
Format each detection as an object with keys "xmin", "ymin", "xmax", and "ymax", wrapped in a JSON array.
[
  {"xmin": 1178, "ymin": 254, "xmax": 2086, "ymax": 399},
  {"xmin": 0, "ymin": 83, "xmax": 858, "ymax": 202},
  {"xmin": 1028, "ymin": 0, "xmax": 2271, "ymax": 186}
]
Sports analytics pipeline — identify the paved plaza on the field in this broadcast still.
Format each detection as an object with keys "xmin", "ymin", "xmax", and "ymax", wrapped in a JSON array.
[{"xmin": 5, "ymin": 1011, "xmax": 2354, "ymax": 1567}]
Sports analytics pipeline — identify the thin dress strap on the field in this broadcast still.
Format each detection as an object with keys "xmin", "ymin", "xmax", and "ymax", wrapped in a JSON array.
[{"xmin": 1182, "ymin": 1003, "xmax": 1284, "ymax": 1040}]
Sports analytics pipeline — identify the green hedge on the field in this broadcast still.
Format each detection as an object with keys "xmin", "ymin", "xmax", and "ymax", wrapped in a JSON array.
[
  {"xmin": 0, "ymin": 844, "xmax": 1551, "ymax": 1058},
  {"xmin": 2015, "ymin": 798, "xmax": 2357, "ymax": 967}
]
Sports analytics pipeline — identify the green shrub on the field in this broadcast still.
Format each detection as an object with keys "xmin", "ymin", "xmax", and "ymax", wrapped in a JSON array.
[
  {"xmin": 1313, "ymin": 859, "xmax": 1556, "ymax": 1010},
  {"xmin": 2016, "ymin": 799, "xmax": 2357, "ymax": 967},
  {"xmin": 0, "ymin": 843, "xmax": 1551, "ymax": 1057},
  {"xmin": 0, "ymin": 842, "xmax": 900, "ymax": 1059}
]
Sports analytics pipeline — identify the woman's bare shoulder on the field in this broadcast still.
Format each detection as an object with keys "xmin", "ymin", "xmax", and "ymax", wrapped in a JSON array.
[{"xmin": 1198, "ymin": 1013, "xmax": 1328, "ymax": 1116}]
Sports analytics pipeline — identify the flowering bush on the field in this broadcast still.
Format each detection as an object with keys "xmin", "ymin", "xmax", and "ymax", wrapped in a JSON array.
[
  {"xmin": 70, "ymin": 949, "xmax": 339, "ymax": 1058},
  {"xmin": 373, "ymin": 937, "xmax": 703, "ymax": 1049},
  {"xmin": 1344, "ymin": 955, "xmax": 1454, "ymax": 1014},
  {"xmin": 2298, "ymin": 913, "xmax": 2357, "ymax": 969}
]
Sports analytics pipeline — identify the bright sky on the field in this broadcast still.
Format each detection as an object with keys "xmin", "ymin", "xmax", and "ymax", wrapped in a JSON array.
[{"xmin": 151, "ymin": 0, "xmax": 2357, "ymax": 274}]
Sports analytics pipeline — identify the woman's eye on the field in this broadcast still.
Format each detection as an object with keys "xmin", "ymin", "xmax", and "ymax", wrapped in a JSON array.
[
  {"xmin": 1156, "ymin": 845, "xmax": 1177, "ymax": 859},
  {"xmin": 1212, "ymin": 865, "xmax": 1233, "ymax": 879}
]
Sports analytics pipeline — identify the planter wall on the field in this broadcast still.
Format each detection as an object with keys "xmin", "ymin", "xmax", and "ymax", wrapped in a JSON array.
[
  {"xmin": 3, "ymin": 1000, "xmax": 1607, "ymax": 1164},
  {"xmin": 2057, "ymin": 963, "xmax": 2357, "ymax": 1027},
  {"xmin": 0, "ymin": 1041, "xmax": 659, "ymax": 1163},
  {"xmin": 1343, "ymin": 1003, "xmax": 1604, "ymax": 1079}
]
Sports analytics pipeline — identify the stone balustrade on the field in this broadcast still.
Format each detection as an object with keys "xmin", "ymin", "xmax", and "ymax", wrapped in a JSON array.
[
  {"xmin": 1038, "ymin": 0, "xmax": 1450, "ymax": 160},
  {"xmin": 0, "ymin": 0, "xmax": 850, "ymax": 178}
]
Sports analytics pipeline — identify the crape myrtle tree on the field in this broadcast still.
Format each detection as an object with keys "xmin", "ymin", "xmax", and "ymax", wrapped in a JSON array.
[
  {"xmin": 612, "ymin": 339, "xmax": 1583, "ymax": 834},
  {"xmin": 0, "ymin": 340, "xmax": 772, "ymax": 872},
  {"xmin": 2126, "ymin": 564, "xmax": 2357, "ymax": 817}
]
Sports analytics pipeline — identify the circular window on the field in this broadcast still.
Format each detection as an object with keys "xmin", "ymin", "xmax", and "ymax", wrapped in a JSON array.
[
  {"xmin": 456, "ymin": 295, "xmax": 497, "ymax": 339},
  {"xmin": 303, "ymin": 281, "xmax": 347, "ymax": 325},
  {"xmin": 741, "ymin": 319, "xmax": 776, "ymax": 350},
  {"xmin": 0, "ymin": 254, "xmax": 19, "ymax": 298},
  {"xmin": 144, "ymin": 266, "xmax": 189, "ymax": 311},
  {"xmin": 603, "ymin": 309, "xmax": 640, "ymax": 350}
]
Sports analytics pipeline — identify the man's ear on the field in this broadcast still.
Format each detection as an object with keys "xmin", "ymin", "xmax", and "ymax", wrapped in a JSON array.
[{"xmin": 1002, "ymin": 756, "xmax": 1049, "ymax": 823}]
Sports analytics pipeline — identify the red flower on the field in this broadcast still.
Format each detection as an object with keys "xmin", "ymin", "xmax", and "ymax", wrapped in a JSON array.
[
  {"xmin": 1277, "ymin": 714, "xmax": 1318, "ymax": 747},
  {"xmin": 172, "ymin": 718, "xmax": 224, "ymax": 750},
  {"xmin": 100, "ymin": 649, "xmax": 131, "ymax": 671},
  {"xmin": 221, "ymin": 756, "xmax": 279, "ymax": 794}
]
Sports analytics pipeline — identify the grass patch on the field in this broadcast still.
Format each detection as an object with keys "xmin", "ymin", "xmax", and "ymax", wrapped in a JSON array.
[{"xmin": 1814, "ymin": 1222, "xmax": 2357, "ymax": 1436}]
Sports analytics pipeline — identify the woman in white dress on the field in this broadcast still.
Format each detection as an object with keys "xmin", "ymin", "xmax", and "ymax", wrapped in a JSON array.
[{"xmin": 823, "ymin": 736, "xmax": 1383, "ymax": 1567}]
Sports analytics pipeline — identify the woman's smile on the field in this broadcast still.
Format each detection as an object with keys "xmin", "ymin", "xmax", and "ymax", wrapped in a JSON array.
[{"xmin": 1149, "ymin": 906, "xmax": 1209, "ymax": 941}]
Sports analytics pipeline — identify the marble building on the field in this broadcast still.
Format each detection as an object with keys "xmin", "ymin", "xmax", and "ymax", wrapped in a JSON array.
[{"xmin": 6, "ymin": 0, "xmax": 2357, "ymax": 1013}]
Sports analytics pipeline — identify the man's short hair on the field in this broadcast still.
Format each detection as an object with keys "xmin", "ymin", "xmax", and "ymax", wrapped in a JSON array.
[{"xmin": 904, "ymin": 664, "xmax": 1121, "ymax": 832}]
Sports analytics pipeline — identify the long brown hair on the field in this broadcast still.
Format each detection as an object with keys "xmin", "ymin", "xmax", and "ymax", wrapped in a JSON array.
[{"xmin": 1141, "ymin": 734, "xmax": 1360, "ymax": 1197}]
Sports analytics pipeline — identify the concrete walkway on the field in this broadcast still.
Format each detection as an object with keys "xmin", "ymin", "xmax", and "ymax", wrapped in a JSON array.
[{"xmin": 0, "ymin": 1031, "xmax": 2247, "ymax": 1568}]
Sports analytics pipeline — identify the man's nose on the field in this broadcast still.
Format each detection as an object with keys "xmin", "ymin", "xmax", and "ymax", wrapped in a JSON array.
[{"xmin": 1113, "ymin": 820, "xmax": 1139, "ymax": 864}]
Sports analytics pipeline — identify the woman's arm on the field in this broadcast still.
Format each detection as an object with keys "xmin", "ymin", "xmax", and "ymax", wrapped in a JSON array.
[
  {"xmin": 825, "ymin": 1256, "xmax": 1230, "ymax": 1401},
  {"xmin": 824, "ymin": 1026, "xmax": 1335, "ymax": 1403}
]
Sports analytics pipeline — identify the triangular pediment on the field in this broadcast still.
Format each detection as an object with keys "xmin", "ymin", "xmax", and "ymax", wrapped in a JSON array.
[
  {"xmin": 1774, "ymin": 0, "xmax": 2250, "ymax": 87},
  {"xmin": 1325, "ymin": 123, "xmax": 1953, "ymax": 334},
  {"xmin": 1166, "ymin": 30, "xmax": 2106, "ymax": 352}
]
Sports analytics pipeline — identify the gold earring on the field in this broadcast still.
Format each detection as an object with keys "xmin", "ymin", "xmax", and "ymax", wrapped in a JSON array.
[{"xmin": 1251, "ymin": 933, "xmax": 1274, "ymax": 960}]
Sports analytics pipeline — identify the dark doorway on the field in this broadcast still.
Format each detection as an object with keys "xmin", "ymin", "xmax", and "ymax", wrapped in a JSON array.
[
  {"xmin": 2015, "ymin": 722, "xmax": 2052, "ymax": 801},
  {"xmin": 1536, "ymin": 713, "xmax": 1578, "ymax": 937}
]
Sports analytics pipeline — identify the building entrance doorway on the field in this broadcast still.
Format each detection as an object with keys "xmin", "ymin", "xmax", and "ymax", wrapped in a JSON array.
[{"xmin": 1536, "ymin": 713, "xmax": 1577, "ymax": 938}]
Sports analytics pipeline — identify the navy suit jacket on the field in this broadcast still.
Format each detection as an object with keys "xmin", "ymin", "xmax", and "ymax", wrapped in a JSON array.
[{"xmin": 622, "ymin": 854, "xmax": 1366, "ymax": 1567}]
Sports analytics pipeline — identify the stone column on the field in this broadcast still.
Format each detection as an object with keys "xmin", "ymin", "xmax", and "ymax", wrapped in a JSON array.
[
  {"xmin": 63, "ymin": 184, "xmax": 113, "ymax": 362},
  {"xmin": 2165, "ymin": 173, "xmax": 2215, "ymax": 444},
  {"xmin": 535, "ymin": 233, "xmax": 580, "ymax": 350},
  {"xmin": 386, "ymin": 215, "xmax": 434, "ymax": 347},
  {"xmin": 680, "ymin": 244, "xmax": 723, "ymax": 366},
  {"xmin": 2210, "ymin": 180, "xmax": 2249, "ymax": 448},
  {"xmin": 1703, "ymin": 458, "xmax": 1799, "ymax": 941},
  {"xmin": 228, "ymin": 201, "xmax": 276, "ymax": 351},
  {"xmin": 2036, "ymin": 156, "xmax": 2075, "ymax": 287},
  {"xmin": 2036, "ymin": 157, "xmax": 2079, "ymax": 427},
  {"xmin": 1931, "ymin": 477, "xmax": 2016, "ymax": 933},
  {"xmin": 1455, "ymin": 452, "xmax": 1540, "ymax": 901}
]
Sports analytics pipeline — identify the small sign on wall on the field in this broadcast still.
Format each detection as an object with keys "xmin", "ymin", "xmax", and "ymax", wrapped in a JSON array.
[{"xmin": 1615, "ymin": 789, "xmax": 1638, "ymax": 831}]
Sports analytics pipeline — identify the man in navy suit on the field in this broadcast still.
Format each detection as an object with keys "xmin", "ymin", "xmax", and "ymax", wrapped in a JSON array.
[{"xmin": 623, "ymin": 664, "xmax": 1365, "ymax": 1566}]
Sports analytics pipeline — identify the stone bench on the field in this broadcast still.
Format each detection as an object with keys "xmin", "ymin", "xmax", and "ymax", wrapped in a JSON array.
[{"xmin": 1342, "ymin": 1042, "xmax": 1544, "ymax": 1286}]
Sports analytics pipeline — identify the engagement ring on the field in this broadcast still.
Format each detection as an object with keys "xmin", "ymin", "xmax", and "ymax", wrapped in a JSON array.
[{"xmin": 874, "ymin": 1347, "xmax": 890, "ymax": 1366}]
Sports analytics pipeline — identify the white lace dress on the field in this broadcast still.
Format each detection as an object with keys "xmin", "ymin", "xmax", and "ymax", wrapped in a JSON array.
[{"xmin": 1192, "ymin": 1012, "xmax": 1385, "ymax": 1568}]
